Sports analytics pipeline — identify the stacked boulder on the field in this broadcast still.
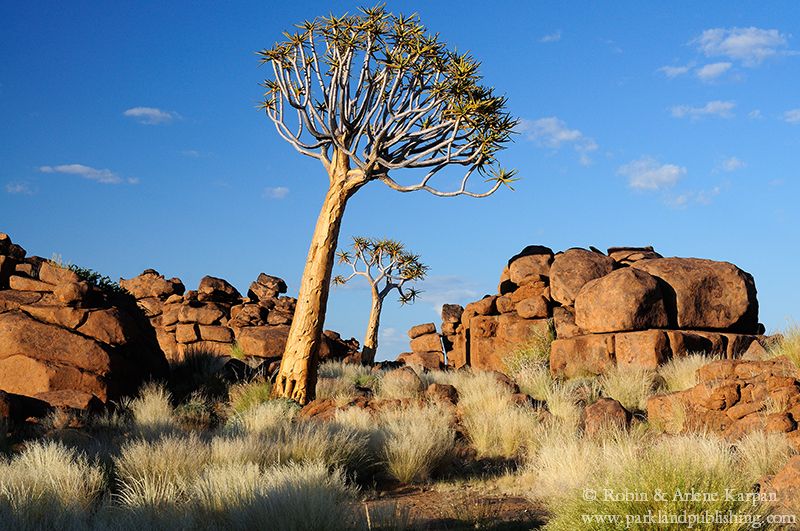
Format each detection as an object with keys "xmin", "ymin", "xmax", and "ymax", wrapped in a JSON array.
[
  {"xmin": 648, "ymin": 357, "xmax": 800, "ymax": 440},
  {"xmin": 122, "ymin": 270, "xmax": 360, "ymax": 364},
  {"xmin": 424, "ymin": 244, "xmax": 764, "ymax": 376},
  {"xmin": 398, "ymin": 323, "xmax": 444, "ymax": 370},
  {"xmin": 0, "ymin": 233, "xmax": 168, "ymax": 410}
]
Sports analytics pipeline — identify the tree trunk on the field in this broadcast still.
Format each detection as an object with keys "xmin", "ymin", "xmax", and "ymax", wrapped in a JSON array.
[
  {"xmin": 361, "ymin": 289, "xmax": 383, "ymax": 364},
  {"xmin": 272, "ymin": 159, "xmax": 357, "ymax": 404}
]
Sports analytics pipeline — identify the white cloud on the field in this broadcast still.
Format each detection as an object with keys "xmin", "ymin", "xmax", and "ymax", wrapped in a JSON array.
[
  {"xmin": 618, "ymin": 156, "xmax": 686, "ymax": 190},
  {"xmin": 719, "ymin": 157, "xmax": 746, "ymax": 172},
  {"xmin": 539, "ymin": 30, "xmax": 561, "ymax": 43},
  {"xmin": 667, "ymin": 187, "xmax": 721, "ymax": 208},
  {"xmin": 783, "ymin": 109, "xmax": 800, "ymax": 124},
  {"xmin": 123, "ymin": 106, "xmax": 180, "ymax": 125},
  {"xmin": 5, "ymin": 182, "xmax": 33, "ymax": 195},
  {"xmin": 693, "ymin": 27, "xmax": 790, "ymax": 66},
  {"xmin": 658, "ymin": 64, "xmax": 691, "ymax": 78},
  {"xmin": 521, "ymin": 117, "xmax": 598, "ymax": 165},
  {"xmin": 670, "ymin": 100, "xmax": 735, "ymax": 119},
  {"xmin": 748, "ymin": 109, "xmax": 763, "ymax": 120},
  {"xmin": 39, "ymin": 163, "xmax": 131, "ymax": 184},
  {"xmin": 695, "ymin": 62, "xmax": 732, "ymax": 81},
  {"xmin": 263, "ymin": 186, "xmax": 289, "ymax": 199},
  {"xmin": 415, "ymin": 275, "xmax": 480, "ymax": 316}
]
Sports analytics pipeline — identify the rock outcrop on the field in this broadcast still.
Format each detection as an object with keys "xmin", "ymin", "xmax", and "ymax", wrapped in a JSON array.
[
  {"xmin": 397, "ymin": 322, "xmax": 444, "ymax": 370},
  {"xmin": 0, "ymin": 233, "xmax": 167, "ymax": 409}
]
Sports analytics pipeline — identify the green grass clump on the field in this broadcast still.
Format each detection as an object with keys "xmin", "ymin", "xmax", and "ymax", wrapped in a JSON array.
[{"xmin": 228, "ymin": 380, "xmax": 274, "ymax": 415}]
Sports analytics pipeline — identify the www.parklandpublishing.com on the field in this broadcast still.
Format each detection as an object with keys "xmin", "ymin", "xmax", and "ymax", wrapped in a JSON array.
[{"xmin": 581, "ymin": 510, "xmax": 797, "ymax": 529}]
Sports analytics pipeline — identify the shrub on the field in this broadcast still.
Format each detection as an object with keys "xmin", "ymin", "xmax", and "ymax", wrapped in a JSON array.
[
  {"xmin": 0, "ymin": 441, "xmax": 106, "ymax": 530},
  {"xmin": 599, "ymin": 365, "xmax": 658, "ymax": 412},
  {"xmin": 379, "ymin": 403, "xmax": 455, "ymax": 483},
  {"xmin": 658, "ymin": 353, "xmax": 718, "ymax": 393},
  {"xmin": 228, "ymin": 380, "xmax": 275, "ymax": 415},
  {"xmin": 128, "ymin": 382, "xmax": 176, "ymax": 438}
]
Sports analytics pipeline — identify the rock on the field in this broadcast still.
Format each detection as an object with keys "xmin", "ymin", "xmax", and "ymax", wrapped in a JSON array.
[
  {"xmin": 607, "ymin": 246, "xmax": 662, "ymax": 266},
  {"xmin": 247, "ymin": 273, "xmax": 287, "ymax": 302},
  {"xmin": 631, "ymin": 258, "xmax": 758, "ymax": 333},
  {"xmin": 497, "ymin": 267, "xmax": 517, "ymax": 295},
  {"xmin": 469, "ymin": 314, "xmax": 551, "ymax": 372},
  {"xmin": 34, "ymin": 390, "xmax": 103, "ymax": 411},
  {"xmin": 384, "ymin": 367, "xmax": 424, "ymax": 393},
  {"xmin": 408, "ymin": 322, "xmax": 437, "ymax": 339},
  {"xmin": 550, "ymin": 249, "xmax": 615, "ymax": 306},
  {"xmin": 120, "ymin": 270, "xmax": 184, "ymax": 299},
  {"xmin": 583, "ymin": 398, "xmax": 630, "ymax": 436},
  {"xmin": 441, "ymin": 304, "xmax": 463, "ymax": 324},
  {"xmin": 516, "ymin": 296, "xmax": 549, "ymax": 319},
  {"xmin": 574, "ymin": 268, "xmax": 668, "ymax": 333},
  {"xmin": 53, "ymin": 281, "xmax": 89, "ymax": 305},
  {"xmin": 763, "ymin": 455, "xmax": 800, "ymax": 512},
  {"xmin": 9, "ymin": 275, "xmax": 54, "ymax": 292},
  {"xmin": 198, "ymin": 276, "xmax": 241, "ymax": 302},
  {"xmin": 464, "ymin": 296, "xmax": 497, "ymax": 317},
  {"xmin": 20, "ymin": 304, "xmax": 87, "ymax": 329},
  {"xmin": 266, "ymin": 309, "xmax": 292, "ymax": 325},
  {"xmin": 553, "ymin": 306, "xmax": 582, "ymax": 339},
  {"xmin": 426, "ymin": 383, "xmax": 458, "ymax": 404},
  {"xmin": 615, "ymin": 330, "xmax": 671, "ymax": 369},
  {"xmin": 175, "ymin": 323, "xmax": 199, "ymax": 344},
  {"xmin": 38, "ymin": 262, "xmax": 80, "ymax": 285},
  {"xmin": 550, "ymin": 334, "xmax": 615, "ymax": 378},
  {"xmin": 235, "ymin": 325, "xmax": 290, "ymax": 358},
  {"xmin": 508, "ymin": 245, "xmax": 554, "ymax": 285},
  {"xmin": 198, "ymin": 325, "xmax": 233, "ymax": 343},
  {"xmin": 319, "ymin": 330, "xmax": 360, "ymax": 362},
  {"xmin": 509, "ymin": 280, "xmax": 549, "ymax": 304},
  {"xmin": 178, "ymin": 304, "xmax": 225, "ymax": 325},
  {"xmin": 410, "ymin": 333, "xmax": 442, "ymax": 353},
  {"xmin": 398, "ymin": 351, "xmax": 442, "ymax": 370},
  {"xmin": 299, "ymin": 398, "xmax": 338, "ymax": 421},
  {"xmin": 495, "ymin": 295, "xmax": 516, "ymax": 314},
  {"xmin": 78, "ymin": 308, "xmax": 132, "ymax": 346},
  {"xmin": 491, "ymin": 371, "xmax": 520, "ymax": 394}
]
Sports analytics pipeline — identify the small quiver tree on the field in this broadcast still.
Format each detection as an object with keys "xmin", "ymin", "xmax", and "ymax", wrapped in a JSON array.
[
  {"xmin": 260, "ymin": 5, "xmax": 518, "ymax": 403},
  {"xmin": 333, "ymin": 237, "xmax": 427, "ymax": 363}
]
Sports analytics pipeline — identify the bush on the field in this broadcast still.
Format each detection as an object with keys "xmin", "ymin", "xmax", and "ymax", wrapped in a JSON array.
[
  {"xmin": 379, "ymin": 403, "xmax": 455, "ymax": 483},
  {"xmin": 599, "ymin": 365, "xmax": 658, "ymax": 412},
  {"xmin": 657, "ymin": 353, "xmax": 718, "ymax": 393},
  {"xmin": 0, "ymin": 441, "xmax": 106, "ymax": 530},
  {"xmin": 228, "ymin": 380, "xmax": 275, "ymax": 415},
  {"xmin": 128, "ymin": 382, "xmax": 176, "ymax": 438}
]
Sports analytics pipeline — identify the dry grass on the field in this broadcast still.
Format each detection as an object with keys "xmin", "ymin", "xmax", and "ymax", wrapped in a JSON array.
[
  {"xmin": 735, "ymin": 430, "xmax": 796, "ymax": 481},
  {"xmin": 767, "ymin": 324, "xmax": 800, "ymax": 367},
  {"xmin": 379, "ymin": 403, "xmax": 455, "ymax": 483},
  {"xmin": 599, "ymin": 365, "xmax": 657, "ymax": 412},
  {"xmin": 657, "ymin": 352, "xmax": 719, "ymax": 393},
  {"xmin": 228, "ymin": 379, "xmax": 273, "ymax": 414},
  {"xmin": 226, "ymin": 399, "xmax": 298, "ymax": 435},
  {"xmin": 0, "ymin": 440, "xmax": 106, "ymax": 530},
  {"xmin": 127, "ymin": 382, "xmax": 176, "ymax": 437},
  {"xmin": 375, "ymin": 368, "xmax": 423, "ymax": 399}
]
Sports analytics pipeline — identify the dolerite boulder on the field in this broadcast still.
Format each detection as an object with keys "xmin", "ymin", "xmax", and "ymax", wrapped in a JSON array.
[
  {"xmin": 550, "ymin": 248, "xmax": 615, "ymax": 306},
  {"xmin": 574, "ymin": 267, "xmax": 669, "ymax": 333},
  {"xmin": 631, "ymin": 258, "xmax": 759, "ymax": 333},
  {"xmin": 0, "ymin": 252, "xmax": 167, "ymax": 409}
]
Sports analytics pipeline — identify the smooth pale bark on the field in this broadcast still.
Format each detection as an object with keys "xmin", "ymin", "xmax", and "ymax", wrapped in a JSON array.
[
  {"xmin": 361, "ymin": 288, "xmax": 383, "ymax": 364},
  {"xmin": 272, "ymin": 152, "xmax": 361, "ymax": 404}
]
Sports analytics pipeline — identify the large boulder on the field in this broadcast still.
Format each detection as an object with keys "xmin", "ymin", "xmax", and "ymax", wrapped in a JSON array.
[
  {"xmin": 632, "ymin": 258, "xmax": 758, "ymax": 332},
  {"xmin": 507, "ymin": 245, "xmax": 554, "ymax": 285},
  {"xmin": 119, "ymin": 269, "xmax": 185, "ymax": 300},
  {"xmin": 574, "ymin": 267, "xmax": 669, "ymax": 333},
  {"xmin": 550, "ymin": 249, "xmax": 615, "ymax": 306}
]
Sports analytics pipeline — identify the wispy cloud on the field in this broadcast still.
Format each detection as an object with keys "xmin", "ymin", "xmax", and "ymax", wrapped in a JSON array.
[
  {"xmin": 39, "ymin": 164, "xmax": 137, "ymax": 185},
  {"xmin": 619, "ymin": 156, "xmax": 686, "ymax": 191},
  {"xmin": 539, "ymin": 30, "xmax": 561, "ymax": 43},
  {"xmin": 416, "ymin": 275, "xmax": 481, "ymax": 317},
  {"xmin": 783, "ymin": 109, "xmax": 800, "ymax": 124},
  {"xmin": 748, "ymin": 109, "xmax": 763, "ymax": 120},
  {"xmin": 693, "ymin": 27, "xmax": 791, "ymax": 66},
  {"xmin": 263, "ymin": 186, "xmax": 289, "ymax": 199},
  {"xmin": 658, "ymin": 64, "xmax": 692, "ymax": 78},
  {"xmin": 5, "ymin": 182, "xmax": 34, "ymax": 195},
  {"xmin": 123, "ymin": 106, "xmax": 180, "ymax": 125},
  {"xmin": 670, "ymin": 100, "xmax": 735, "ymax": 119},
  {"xmin": 666, "ymin": 187, "xmax": 721, "ymax": 208},
  {"xmin": 695, "ymin": 61, "xmax": 732, "ymax": 81},
  {"xmin": 520, "ymin": 117, "xmax": 598, "ymax": 165},
  {"xmin": 718, "ymin": 156, "xmax": 746, "ymax": 172}
]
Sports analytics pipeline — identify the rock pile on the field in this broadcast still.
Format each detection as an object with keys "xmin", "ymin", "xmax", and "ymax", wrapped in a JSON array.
[
  {"xmin": 121, "ymin": 270, "xmax": 360, "ymax": 365},
  {"xmin": 398, "ymin": 323, "xmax": 444, "ymax": 370},
  {"xmin": 0, "ymin": 233, "xmax": 168, "ymax": 410},
  {"xmin": 403, "ymin": 244, "xmax": 764, "ymax": 376},
  {"xmin": 647, "ymin": 357, "xmax": 800, "ymax": 440}
]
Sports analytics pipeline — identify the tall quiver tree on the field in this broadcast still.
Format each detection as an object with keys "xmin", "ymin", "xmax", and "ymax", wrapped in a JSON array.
[
  {"xmin": 334, "ymin": 237, "xmax": 427, "ymax": 364},
  {"xmin": 260, "ymin": 6, "xmax": 518, "ymax": 403}
]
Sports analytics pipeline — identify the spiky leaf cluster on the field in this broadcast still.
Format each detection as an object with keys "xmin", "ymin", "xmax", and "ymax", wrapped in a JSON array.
[
  {"xmin": 333, "ymin": 236, "xmax": 427, "ymax": 304},
  {"xmin": 258, "ymin": 4, "xmax": 518, "ymax": 197}
]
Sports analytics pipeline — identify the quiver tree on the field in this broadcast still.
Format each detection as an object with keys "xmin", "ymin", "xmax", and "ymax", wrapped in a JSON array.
[
  {"xmin": 333, "ymin": 237, "xmax": 427, "ymax": 364},
  {"xmin": 260, "ymin": 5, "xmax": 518, "ymax": 403}
]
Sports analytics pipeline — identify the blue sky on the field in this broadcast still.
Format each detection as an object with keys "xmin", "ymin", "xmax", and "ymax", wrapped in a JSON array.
[{"xmin": 2, "ymin": 1, "xmax": 798, "ymax": 359}]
